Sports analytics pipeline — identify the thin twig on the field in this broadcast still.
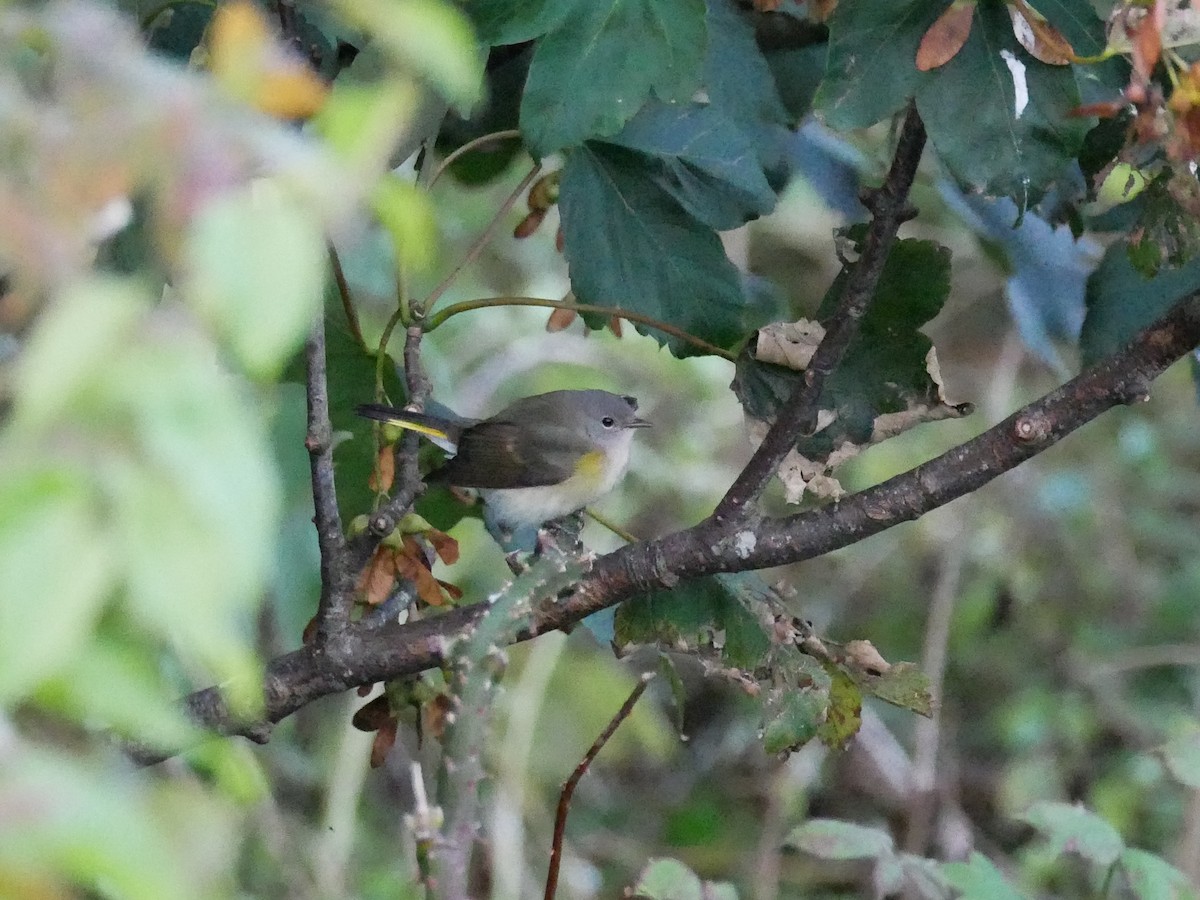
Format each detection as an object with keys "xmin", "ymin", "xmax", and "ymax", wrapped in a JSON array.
[
  {"xmin": 713, "ymin": 103, "xmax": 927, "ymax": 522},
  {"xmin": 305, "ymin": 313, "xmax": 351, "ymax": 637},
  {"xmin": 428, "ymin": 129, "xmax": 523, "ymax": 188},
  {"xmin": 544, "ymin": 673, "xmax": 654, "ymax": 900},
  {"xmin": 420, "ymin": 162, "xmax": 543, "ymax": 316},
  {"xmin": 584, "ymin": 508, "xmax": 640, "ymax": 544},
  {"xmin": 328, "ymin": 243, "xmax": 366, "ymax": 350},
  {"xmin": 425, "ymin": 295, "xmax": 737, "ymax": 361}
]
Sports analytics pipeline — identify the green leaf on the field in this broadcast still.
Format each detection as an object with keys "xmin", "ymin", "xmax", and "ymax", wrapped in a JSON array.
[
  {"xmin": 604, "ymin": 101, "xmax": 779, "ymax": 230},
  {"xmin": 334, "ymin": 0, "xmax": 483, "ymax": 110},
  {"xmin": 814, "ymin": 0, "xmax": 939, "ymax": 129},
  {"xmin": 372, "ymin": 173, "xmax": 438, "ymax": 274},
  {"xmin": 817, "ymin": 667, "xmax": 862, "ymax": 748},
  {"xmin": 630, "ymin": 858, "xmax": 739, "ymax": 900},
  {"xmin": 762, "ymin": 689, "xmax": 826, "ymax": 754},
  {"xmin": 1020, "ymin": 801, "xmax": 1124, "ymax": 866},
  {"xmin": 1119, "ymin": 848, "xmax": 1198, "ymax": 900},
  {"xmin": 915, "ymin": 0, "xmax": 1089, "ymax": 213},
  {"xmin": 559, "ymin": 142, "xmax": 746, "ymax": 357},
  {"xmin": 614, "ymin": 573, "xmax": 772, "ymax": 670},
  {"xmin": 186, "ymin": 185, "xmax": 326, "ymax": 379},
  {"xmin": 787, "ymin": 818, "xmax": 894, "ymax": 860},
  {"xmin": 465, "ymin": 0, "xmax": 566, "ymax": 45},
  {"xmin": 1159, "ymin": 728, "xmax": 1200, "ymax": 789},
  {"xmin": 941, "ymin": 851, "xmax": 1025, "ymax": 900},
  {"xmin": 1080, "ymin": 241, "xmax": 1200, "ymax": 367},
  {"xmin": 0, "ymin": 465, "xmax": 113, "ymax": 704},
  {"xmin": 852, "ymin": 661, "xmax": 933, "ymax": 717},
  {"xmin": 520, "ymin": 0, "xmax": 707, "ymax": 156},
  {"xmin": 1034, "ymin": 0, "xmax": 1128, "ymax": 105},
  {"xmin": 704, "ymin": 0, "xmax": 790, "ymax": 128}
]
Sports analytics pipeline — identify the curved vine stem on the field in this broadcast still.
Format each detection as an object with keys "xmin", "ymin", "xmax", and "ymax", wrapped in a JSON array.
[
  {"xmin": 428, "ymin": 129, "xmax": 523, "ymax": 189},
  {"xmin": 424, "ymin": 296, "xmax": 737, "ymax": 361}
]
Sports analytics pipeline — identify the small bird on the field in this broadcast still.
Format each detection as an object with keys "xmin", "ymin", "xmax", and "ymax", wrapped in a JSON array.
[{"xmin": 355, "ymin": 389, "xmax": 651, "ymax": 529}]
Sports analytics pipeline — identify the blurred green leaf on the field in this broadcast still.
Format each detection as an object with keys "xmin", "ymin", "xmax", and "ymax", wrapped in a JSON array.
[
  {"xmin": 559, "ymin": 143, "xmax": 746, "ymax": 357},
  {"xmin": 372, "ymin": 173, "xmax": 438, "ymax": 274},
  {"xmin": 1021, "ymin": 801, "xmax": 1124, "ymax": 866},
  {"xmin": 1159, "ymin": 728, "xmax": 1200, "ymax": 789},
  {"xmin": 1081, "ymin": 240, "xmax": 1200, "ymax": 367},
  {"xmin": 0, "ymin": 465, "xmax": 113, "ymax": 704},
  {"xmin": 852, "ymin": 661, "xmax": 933, "ymax": 717},
  {"xmin": 630, "ymin": 857, "xmax": 738, "ymax": 900},
  {"xmin": 186, "ymin": 185, "xmax": 326, "ymax": 378},
  {"xmin": 519, "ymin": 0, "xmax": 706, "ymax": 156},
  {"xmin": 1120, "ymin": 847, "xmax": 1198, "ymax": 900},
  {"xmin": 317, "ymin": 77, "xmax": 422, "ymax": 169},
  {"xmin": 762, "ymin": 689, "xmax": 825, "ymax": 754},
  {"xmin": 334, "ymin": 0, "xmax": 483, "ymax": 110},
  {"xmin": 941, "ymin": 851, "xmax": 1024, "ymax": 899},
  {"xmin": 787, "ymin": 818, "xmax": 894, "ymax": 860}
]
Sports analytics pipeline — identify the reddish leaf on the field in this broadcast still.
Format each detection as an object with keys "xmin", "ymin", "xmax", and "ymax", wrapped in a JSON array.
[
  {"xmin": 368, "ymin": 445, "xmax": 395, "ymax": 493},
  {"xmin": 427, "ymin": 528, "xmax": 460, "ymax": 565},
  {"xmin": 437, "ymin": 579, "xmax": 464, "ymax": 601},
  {"xmin": 357, "ymin": 546, "xmax": 399, "ymax": 606},
  {"xmin": 1008, "ymin": 0, "xmax": 1075, "ymax": 65},
  {"xmin": 546, "ymin": 306, "xmax": 577, "ymax": 332},
  {"xmin": 555, "ymin": 225, "xmax": 565, "ymax": 254},
  {"xmin": 352, "ymin": 694, "xmax": 393, "ymax": 731},
  {"xmin": 1069, "ymin": 100, "xmax": 1127, "ymax": 117},
  {"xmin": 607, "ymin": 316, "xmax": 624, "ymax": 337},
  {"xmin": 917, "ymin": 1, "xmax": 977, "ymax": 71},
  {"xmin": 513, "ymin": 209, "xmax": 545, "ymax": 239},
  {"xmin": 370, "ymin": 719, "xmax": 398, "ymax": 767},
  {"xmin": 1132, "ymin": 1, "xmax": 1163, "ymax": 79},
  {"xmin": 301, "ymin": 615, "xmax": 318, "ymax": 645}
]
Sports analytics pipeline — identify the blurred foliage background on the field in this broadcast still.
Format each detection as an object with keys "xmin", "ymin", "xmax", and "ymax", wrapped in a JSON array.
[{"xmin": 2, "ymin": 1, "xmax": 1200, "ymax": 899}]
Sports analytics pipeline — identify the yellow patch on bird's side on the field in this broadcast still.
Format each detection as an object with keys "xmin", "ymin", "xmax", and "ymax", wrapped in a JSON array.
[
  {"xmin": 385, "ymin": 419, "xmax": 451, "ymax": 441},
  {"xmin": 573, "ymin": 449, "xmax": 607, "ymax": 478}
]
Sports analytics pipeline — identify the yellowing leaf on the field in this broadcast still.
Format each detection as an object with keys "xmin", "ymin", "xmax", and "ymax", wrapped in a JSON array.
[
  {"xmin": 209, "ymin": 1, "xmax": 328, "ymax": 119},
  {"xmin": 917, "ymin": 1, "xmax": 977, "ymax": 71}
]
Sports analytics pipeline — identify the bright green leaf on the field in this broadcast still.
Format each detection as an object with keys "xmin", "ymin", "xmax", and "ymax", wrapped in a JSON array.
[
  {"xmin": 316, "ymin": 76, "xmax": 422, "ymax": 169},
  {"xmin": 1021, "ymin": 801, "xmax": 1124, "ymax": 866},
  {"xmin": 787, "ymin": 818, "xmax": 894, "ymax": 861},
  {"xmin": 941, "ymin": 851, "xmax": 1024, "ymax": 900},
  {"xmin": 818, "ymin": 667, "xmax": 862, "ymax": 748},
  {"xmin": 520, "ymin": 0, "xmax": 707, "ymax": 155},
  {"xmin": 186, "ymin": 184, "xmax": 326, "ymax": 378},
  {"xmin": 372, "ymin": 173, "xmax": 438, "ymax": 274},
  {"xmin": 1120, "ymin": 847, "xmax": 1198, "ymax": 900},
  {"xmin": 630, "ymin": 857, "xmax": 738, "ymax": 900},
  {"xmin": 559, "ymin": 142, "xmax": 747, "ymax": 357}
]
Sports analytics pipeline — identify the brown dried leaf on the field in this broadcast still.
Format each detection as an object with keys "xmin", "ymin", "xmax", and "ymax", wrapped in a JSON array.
[
  {"xmin": 368, "ymin": 445, "xmax": 395, "ymax": 492},
  {"xmin": 755, "ymin": 319, "xmax": 826, "ymax": 369},
  {"xmin": 369, "ymin": 719, "xmax": 398, "ymax": 767},
  {"xmin": 395, "ymin": 536, "xmax": 450, "ymax": 607},
  {"xmin": 513, "ymin": 209, "xmax": 545, "ymax": 239},
  {"xmin": 546, "ymin": 306, "xmax": 577, "ymax": 332},
  {"xmin": 843, "ymin": 639, "xmax": 892, "ymax": 675},
  {"xmin": 352, "ymin": 694, "xmax": 393, "ymax": 731},
  {"xmin": 423, "ymin": 693, "xmax": 454, "ymax": 740},
  {"xmin": 427, "ymin": 527, "xmax": 460, "ymax": 565},
  {"xmin": 607, "ymin": 315, "xmax": 624, "ymax": 337},
  {"xmin": 527, "ymin": 171, "xmax": 560, "ymax": 211},
  {"xmin": 357, "ymin": 547, "xmax": 399, "ymax": 606},
  {"xmin": 917, "ymin": 1, "xmax": 977, "ymax": 71},
  {"xmin": 1008, "ymin": 0, "xmax": 1075, "ymax": 65}
]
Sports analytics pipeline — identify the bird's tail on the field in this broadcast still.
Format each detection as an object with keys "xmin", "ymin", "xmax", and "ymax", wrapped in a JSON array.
[{"xmin": 354, "ymin": 404, "xmax": 460, "ymax": 454}]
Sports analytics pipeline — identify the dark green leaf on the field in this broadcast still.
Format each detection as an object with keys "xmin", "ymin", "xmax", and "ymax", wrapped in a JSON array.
[
  {"xmin": 466, "ymin": 0, "xmax": 567, "ymax": 46},
  {"xmin": 614, "ymin": 573, "xmax": 772, "ymax": 669},
  {"xmin": 787, "ymin": 818, "xmax": 894, "ymax": 860},
  {"xmin": 605, "ymin": 101, "xmax": 778, "ymax": 230},
  {"xmin": 915, "ymin": 0, "xmax": 1089, "ymax": 214},
  {"xmin": 520, "ymin": 0, "xmax": 707, "ymax": 155},
  {"xmin": 1080, "ymin": 241, "xmax": 1200, "ymax": 367},
  {"xmin": 559, "ymin": 143, "xmax": 747, "ymax": 356},
  {"xmin": 704, "ymin": 0, "xmax": 790, "ymax": 128},
  {"xmin": 1021, "ymin": 802, "xmax": 1124, "ymax": 866},
  {"xmin": 813, "ymin": 0, "xmax": 939, "ymax": 129},
  {"xmin": 1035, "ymin": 0, "xmax": 1128, "ymax": 105}
]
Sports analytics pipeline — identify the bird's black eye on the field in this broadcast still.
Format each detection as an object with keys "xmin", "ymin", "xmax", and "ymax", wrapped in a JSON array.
[{"xmin": 601, "ymin": 416, "xmax": 615, "ymax": 428}]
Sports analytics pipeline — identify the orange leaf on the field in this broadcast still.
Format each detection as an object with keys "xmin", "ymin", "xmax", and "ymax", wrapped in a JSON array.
[
  {"xmin": 1008, "ymin": 0, "xmax": 1075, "ymax": 65},
  {"xmin": 368, "ymin": 445, "xmax": 395, "ymax": 493},
  {"xmin": 917, "ymin": 1, "xmax": 977, "ymax": 71},
  {"xmin": 438, "ymin": 579, "xmax": 464, "ymax": 602},
  {"xmin": 427, "ymin": 528, "xmax": 460, "ymax": 565},
  {"xmin": 357, "ymin": 547, "xmax": 399, "ymax": 606},
  {"xmin": 607, "ymin": 316, "xmax": 624, "ymax": 337},
  {"xmin": 1069, "ymin": 100, "xmax": 1127, "ymax": 117},
  {"xmin": 370, "ymin": 719, "xmax": 398, "ymax": 767},
  {"xmin": 546, "ymin": 307, "xmax": 577, "ymax": 332},
  {"xmin": 1132, "ymin": 1, "xmax": 1163, "ymax": 79},
  {"xmin": 395, "ymin": 536, "xmax": 450, "ymax": 607},
  {"xmin": 513, "ymin": 209, "xmax": 545, "ymax": 239}
]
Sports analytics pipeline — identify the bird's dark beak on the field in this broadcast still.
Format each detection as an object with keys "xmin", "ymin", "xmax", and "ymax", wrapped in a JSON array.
[{"xmin": 628, "ymin": 417, "xmax": 652, "ymax": 428}]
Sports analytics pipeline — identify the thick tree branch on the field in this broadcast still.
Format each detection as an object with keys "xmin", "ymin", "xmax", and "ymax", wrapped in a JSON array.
[
  {"xmin": 305, "ymin": 313, "xmax": 352, "ymax": 638},
  {"xmin": 714, "ymin": 103, "xmax": 927, "ymax": 521},
  {"xmin": 144, "ymin": 291, "xmax": 1200, "ymax": 761}
]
